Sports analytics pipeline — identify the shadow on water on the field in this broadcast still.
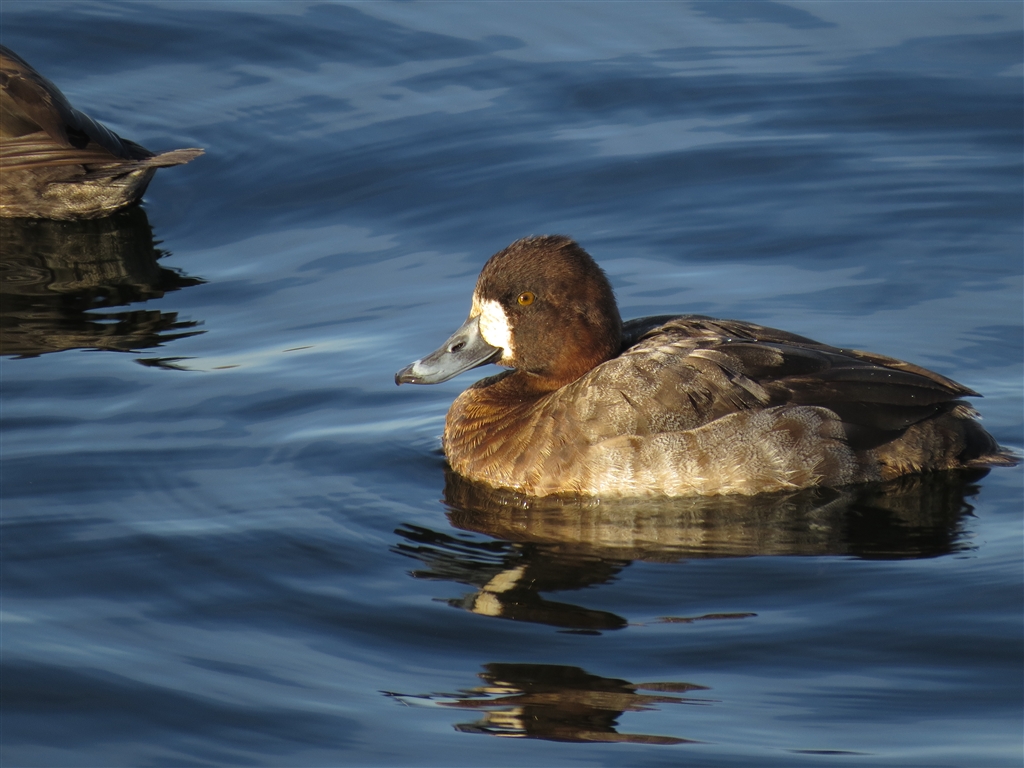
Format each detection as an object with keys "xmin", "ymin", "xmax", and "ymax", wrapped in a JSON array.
[
  {"xmin": 395, "ymin": 469, "xmax": 984, "ymax": 633},
  {"xmin": 390, "ymin": 470, "xmax": 986, "ymax": 745},
  {"xmin": 385, "ymin": 662, "xmax": 709, "ymax": 745},
  {"xmin": 0, "ymin": 207, "xmax": 204, "ymax": 358}
]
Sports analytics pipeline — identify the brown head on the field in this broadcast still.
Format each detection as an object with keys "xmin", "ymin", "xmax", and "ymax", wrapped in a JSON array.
[{"xmin": 396, "ymin": 236, "xmax": 623, "ymax": 391}]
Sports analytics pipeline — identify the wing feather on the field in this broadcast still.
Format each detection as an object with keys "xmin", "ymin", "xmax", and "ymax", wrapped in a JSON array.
[{"xmin": 579, "ymin": 315, "xmax": 975, "ymax": 447}]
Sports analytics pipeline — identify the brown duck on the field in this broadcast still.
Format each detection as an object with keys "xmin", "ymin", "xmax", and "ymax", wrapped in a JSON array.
[
  {"xmin": 397, "ymin": 236, "xmax": 1017, "ymax": 497},
  {"xmin": 0, "ymin": 45, "xmax": 202, "ymax": 219}
]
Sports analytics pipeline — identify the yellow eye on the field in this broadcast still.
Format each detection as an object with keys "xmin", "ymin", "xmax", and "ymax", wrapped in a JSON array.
[{"xmin": 517, "ymin": 291, "xmax": 535, "ymax": 306}]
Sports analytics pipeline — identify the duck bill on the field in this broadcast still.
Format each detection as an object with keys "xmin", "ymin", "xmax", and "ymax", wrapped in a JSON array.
[{"xmin": 395, "ymin": 315, "xmax": 502, "ymax": 385}]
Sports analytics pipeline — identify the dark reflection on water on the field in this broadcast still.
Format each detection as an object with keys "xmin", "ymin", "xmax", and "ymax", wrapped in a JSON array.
[
  {"xmin": 396, "ymin": 524, "xmax": 632, "ymax": 632},
  {"xmin": 0, "ymin": 207, "xmax": 203, "ymax": 357},
  {"xmin": 387, "ymin": 662, "xmax": 708, "ymax": 745},
  {"xmin": 395, "ymin": 470, "xmax": 984, "ymax": 632},
  {"xmin": 443, "ymin": 468, "xmax": 982, "ymax": 559}
]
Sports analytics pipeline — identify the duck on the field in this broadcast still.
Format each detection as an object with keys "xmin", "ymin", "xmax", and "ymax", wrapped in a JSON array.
[
  {"xmin": 396, "ymin": 236, "xmax": 1017, "ymax": 497},
  {"xmin": 0, "ymin": 45, "xmax": 203, "ymax": 219}
]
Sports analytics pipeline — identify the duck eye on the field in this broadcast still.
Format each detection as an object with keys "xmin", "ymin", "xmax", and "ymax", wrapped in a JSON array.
[{"xmin": 517, "ymin": 291, "xmax": 535, "ymax": 306}]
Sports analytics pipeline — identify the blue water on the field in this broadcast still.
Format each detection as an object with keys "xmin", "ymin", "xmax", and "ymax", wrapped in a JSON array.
[{"xmin": 2, "ymin": 2, "xmax": 1022, "ymax": 766}]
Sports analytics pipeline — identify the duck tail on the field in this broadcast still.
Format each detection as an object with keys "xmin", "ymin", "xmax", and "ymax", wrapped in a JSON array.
[
  {"xmin": 954, "ymin": 405, "xmax": 1019, "ymax": 468},
  {"xmin": 140, "ymin": 147, "xmax": 205, "ymax": 168},
  {"xmin": 965, "ymin": 447, "xmax": 1021, "ymax": 469}
]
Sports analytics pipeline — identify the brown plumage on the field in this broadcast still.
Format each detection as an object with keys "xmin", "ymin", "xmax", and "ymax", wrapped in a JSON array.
[
  {"xmin": 397, "ymin": 236, "xmax": 1017, "ymax": 497},
  {"xmin": 0, "ymin": 45, "xmax": 203, "ymax": 219}
]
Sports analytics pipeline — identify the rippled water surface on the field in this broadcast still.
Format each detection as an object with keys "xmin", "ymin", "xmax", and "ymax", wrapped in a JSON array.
[{"xmin": 2, "ymin": 2, "xmax": 1022, "ymax": 766}]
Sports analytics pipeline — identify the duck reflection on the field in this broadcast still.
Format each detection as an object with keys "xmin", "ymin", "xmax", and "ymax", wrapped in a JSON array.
[
  {"xmin": 395, "ymin": 469, "xmax": 983, "ymax": 630},
  {"xmin": 395, "ymin": 523, "xmax": 631, "ymax": 631},
  {"xmin": 386, "ymin": 662, "xmax": 707, "ymax": 744},
  {"xmin": 443, "ymin": 468, "xmax": 982, "ymax": 559},
  {"xmin": 0, "ymin": 207, "xmax": 203, "ymax": 357}
]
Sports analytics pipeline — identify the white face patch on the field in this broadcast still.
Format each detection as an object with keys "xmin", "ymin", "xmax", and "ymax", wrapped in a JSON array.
[{"xmin": 472, "ymin": 295, "xmax": 515, "ymax": 363}]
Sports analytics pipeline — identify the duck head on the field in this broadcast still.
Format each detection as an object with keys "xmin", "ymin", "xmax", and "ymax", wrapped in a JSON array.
[{"xmin": 396, "ymin": 236, "xmax": 623, "ymax": 392}]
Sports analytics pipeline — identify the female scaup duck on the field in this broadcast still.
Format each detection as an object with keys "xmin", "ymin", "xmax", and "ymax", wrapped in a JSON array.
[
  {"xmin": 396, "ymin": 236, "xmax": 1016, "ymax": 497},
  {"xmin": 0, "ymin": 45, "xmax": 203, "ymax": 219}
]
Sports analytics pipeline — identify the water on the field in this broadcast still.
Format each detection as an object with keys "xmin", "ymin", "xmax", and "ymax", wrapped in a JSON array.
[{"xmin": 2, "ymin": 2, "xmax": 1021, "ymax": 765}]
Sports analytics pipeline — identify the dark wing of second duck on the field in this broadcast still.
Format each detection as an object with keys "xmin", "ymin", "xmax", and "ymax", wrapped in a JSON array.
[{"xmin": 0, "ymin": 45, "xmax": 203, "ymax": 218}]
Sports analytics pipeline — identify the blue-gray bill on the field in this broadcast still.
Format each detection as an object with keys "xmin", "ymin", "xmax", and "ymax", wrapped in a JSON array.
[{"xmin": 395, "ymin": 315, "xmax": 501, "ymax": 385}]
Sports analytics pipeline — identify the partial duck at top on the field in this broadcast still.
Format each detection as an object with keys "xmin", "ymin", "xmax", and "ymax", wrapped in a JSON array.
[
  {"xmin": 396, "ymin": 236, "xmax": 1017, "ymax": 497},
  {"xmin": 0, "ymin": 45, "xmax": 203, "ymax": 219}
]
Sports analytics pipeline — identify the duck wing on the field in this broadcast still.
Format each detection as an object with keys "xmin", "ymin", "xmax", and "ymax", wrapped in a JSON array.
[
  {"xmin": 0, "ymin": 45, "xmax": 148, "ymax": 159},
  {"xmin": 0, "ymin": 46, "xmax": 204, "ymax": 218},
  {"xmin": 0, "ymin": 45, "xmax": 202, "ymax": 171},
  {"xmin": 580, "ymin": 315, "xmax": 976, "ymax": 449}
]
